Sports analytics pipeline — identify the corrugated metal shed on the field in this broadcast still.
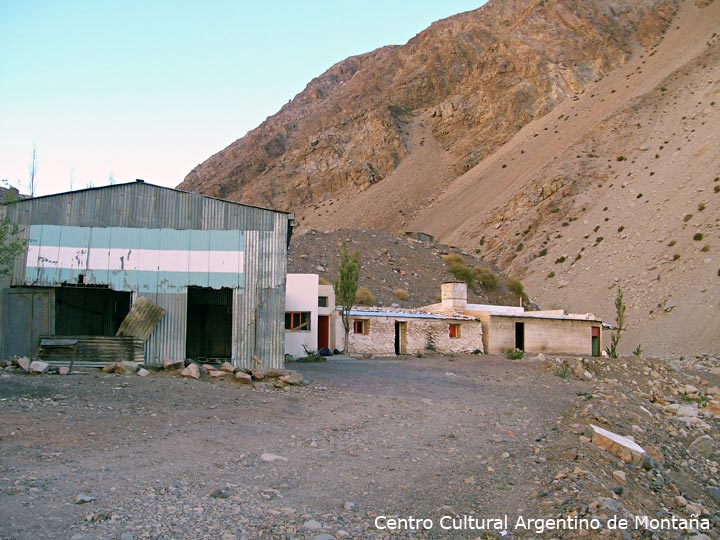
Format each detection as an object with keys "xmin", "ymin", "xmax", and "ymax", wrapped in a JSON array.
[{"xmin": 1, "ymin": 181, "xmax": 291, "ymax": 369}]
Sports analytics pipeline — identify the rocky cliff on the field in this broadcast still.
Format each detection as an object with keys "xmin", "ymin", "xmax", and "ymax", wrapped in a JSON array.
[{"xmin": 179, "ymin": 0, "xmax": 676, "ymax": 210}]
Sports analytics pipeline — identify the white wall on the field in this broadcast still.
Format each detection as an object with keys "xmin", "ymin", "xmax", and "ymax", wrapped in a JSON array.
[{"xmin": 284, "ymin": 274, "xmax": 319, "ymax": 357}]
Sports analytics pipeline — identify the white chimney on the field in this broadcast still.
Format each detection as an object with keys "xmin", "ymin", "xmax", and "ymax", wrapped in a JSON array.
[{"xmin": 441, "ymin": 282, "xmax": 467, "ymax": 311}]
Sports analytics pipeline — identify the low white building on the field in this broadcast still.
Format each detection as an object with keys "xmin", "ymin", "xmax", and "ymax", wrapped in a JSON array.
[{"xmin": 284, "ymin": 274, "xmax": 335, "ymax": 357}]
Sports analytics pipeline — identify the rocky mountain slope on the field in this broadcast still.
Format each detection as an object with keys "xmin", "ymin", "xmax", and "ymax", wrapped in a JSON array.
[
  {"xmin": 179, "ymin": 0, "xmax": 676, "ymax": 209},
  {"xmin": 180, "ymin": 0, "xmax": 719, "ymax": 357}
]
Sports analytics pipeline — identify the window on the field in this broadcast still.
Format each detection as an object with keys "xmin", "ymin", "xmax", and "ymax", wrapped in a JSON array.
[
  {"xmin": 285, "ymin": 312, "xmax": 311, "ymax": 331},
  {"xmin": 449, "ymin": 323, "xmax": 461, "ymax": 339},
  {"xmin": 353, "ymin": 319, "xmax": 369, "ymax": 335},
  {"xmin": 318, "ymin": 296, "xmax": 328, "ymax": 307}
]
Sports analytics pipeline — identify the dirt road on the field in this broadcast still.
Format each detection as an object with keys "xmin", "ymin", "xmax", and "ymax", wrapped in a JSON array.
[{"xmin": 0, "ymin": 355, "xmax": 600, "ymax": 539}]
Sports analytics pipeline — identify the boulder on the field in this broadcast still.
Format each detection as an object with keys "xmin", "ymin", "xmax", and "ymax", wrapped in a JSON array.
[
  {"xmin": 586, "ymin": 424, "xmax": 646, "ymax": 465},
  {"xmin": 137, "ymin": 368, "xmax": 150, "ymax": 377},
  {"xmin": 209, "ymin": 370, "xmax": 227, "ymax": 378},
  {"xmin": 116, "ymin": 361, "xmax": 140, "ymax": 375},
  {"xmin": 181, "ymin": 363, "xmax": 200, "ymax": 380},
  {"xmin": 162, "ymin": 358, "xmax": 185, "ymax": 371},
  {"xmin": 234, "ymin": 372, "xmax": 252, "ymax": 384},
  {"xmin": 251, "ymin": 370, "xmax": 266, "ymax": 380},
  {"xmin": 688, "ymin": 435, "xmax": 715, "ymax": 458},
  {"xmin": 58, "ymin": 366, "xmax": 70, "ymax": 376},
  {"xmin": 219, "ymin": 362, "xmax": 235, "ymax": 373},
  {"xmin": 17, "ymin": 357, "xmax": 31, "ymax": 372},
  {"xmin": 29, "ymin": 360, "xmax": 49, "ymax": 375},
  {"xmin": 280, "ymin": 371, "xmax": 305, "ymax": 386}
]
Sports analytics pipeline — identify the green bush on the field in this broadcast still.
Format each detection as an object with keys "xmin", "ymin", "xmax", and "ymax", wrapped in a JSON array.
[
  {"xmin": 507, "ymin": 278, "xmax": 528, "ymax": 303},
  {"xmin": 443, "ymin": 254, "xmax": 475, "ymax": 286},
  {"xmin": 504, "ymin": 348, "xmax": 524, "ymax": 360},
  {"xmin": 473, "ymin": 266, "xmax": 499, "ymax": 291},
  {"xmin": 693, "ymin": 232, "xmax": 703, "ymax": 241}
]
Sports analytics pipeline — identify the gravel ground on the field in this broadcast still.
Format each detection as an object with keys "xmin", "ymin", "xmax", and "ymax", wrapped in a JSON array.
[{"xmin": 0, "ymin": 355, "xmax": 584, "ymax": 540}]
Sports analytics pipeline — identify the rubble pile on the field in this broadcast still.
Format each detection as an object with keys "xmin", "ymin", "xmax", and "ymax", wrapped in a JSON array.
[
  {"xmin": 540, "ymin": 354, "xmax": 719, "ymax": 539},
  {"xmin": 1, "ymin": 357, "xmax": 307, "ymax": 390}
]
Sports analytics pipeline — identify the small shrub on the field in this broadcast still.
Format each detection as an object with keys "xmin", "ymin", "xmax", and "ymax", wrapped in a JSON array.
[
  {"xmin": 355, "ymin": 287, "xmax": 375, "ymax": 306},
  {"xmin": 507, "ymin": 278, "xmax": 528, "ymax": 303},
  {"xmin": 715, "ymin": 185, "xmax": 720, "ymax": 193},
  {"xmin": 684, "ymin": 213, "xmax": 693, "ymax": 222},
  {"xmin": 473, "ymin": 267, "xmax": 499, "ymax": 290},
  {"xmin": 632, "ymin": 344, "xmax": 643, "ymax": 358},
  {"xmin": 637, "ymin": 193, "xmax": 643, "ymax": 199},
  {"xmin": 443, "ymin": 254, "xmax": 475, "ymax": 286},
  {"xmin": 701, "ymin": 244, "xmax": 710, "ymax": 252},
  {"xmin": 667, "ymin": 240, "xmax": 676, "ymax": 247},
  {"xmin": 698, "ymin": 202, "xmax": 706, "ymax": 211},
  {"xmin": 546, "ymin": 271, "xmax": 555, "ymax": 279},
  {"xmin": 538, "ymin": 248, "xmax": 548, "ymax": 257},
  {"xmin": 394, "ymin": 288, "xmax": 409, "ymax": 301},
  {"xmin": 671, "ymin": 253, "xmax": 681, "ymax": 261},
  {"xmin": 616, "ymin": 156, "xmax": 626, "ymax": 161},
  {"xmin": 555, "ymin": 364, "xmax": 569, "ymax": 379},
  {"xmin": 595, "ymin": 236, "xmax": 604, "ymax": 245},
  {"xmin": 555, "ymin": 256, "xmax": 567, "ymax": 264},
  {"xmin": 505, "ymin": 348, "xmax": 524, "ymax": 360},
  {"xmin": 618, "ymin": 225, "xmax": 625, "ymax": 233},
  {"xmin": 693, "ymin": 232, "xmax": 704, "ymax": 241}
]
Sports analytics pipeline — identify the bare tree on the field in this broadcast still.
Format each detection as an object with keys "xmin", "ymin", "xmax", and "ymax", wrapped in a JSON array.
[{"xmin": 28, "ymin": 143, "xmax": 38, "ymax": 196}]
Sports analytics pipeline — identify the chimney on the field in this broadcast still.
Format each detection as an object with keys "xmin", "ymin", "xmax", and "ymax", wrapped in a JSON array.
[{"xmin": 441, "ymin": 282, "xmax": 467, "ymax": 312}]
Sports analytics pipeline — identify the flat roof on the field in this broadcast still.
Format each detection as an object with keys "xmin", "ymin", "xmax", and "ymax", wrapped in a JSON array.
[{"xmin": 347, "ymin": 309, "xmax": 475, "ymax": 321}]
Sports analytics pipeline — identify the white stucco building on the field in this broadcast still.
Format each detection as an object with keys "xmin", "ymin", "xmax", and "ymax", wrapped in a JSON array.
[{"xmin": 284, "ymin": 274, "xmax": 335, "ymax": 357}]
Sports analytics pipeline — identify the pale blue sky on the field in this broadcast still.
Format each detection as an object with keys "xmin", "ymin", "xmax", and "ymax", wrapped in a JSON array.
[{"xmin": 0, "ymin": 1, "xmax": 485, "ymax": 196}]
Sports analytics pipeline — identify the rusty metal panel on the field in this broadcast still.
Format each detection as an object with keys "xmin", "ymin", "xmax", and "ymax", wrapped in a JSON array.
[{"xmin": 116, "ymin": 296, "xmax": 166, "ymax": 341}]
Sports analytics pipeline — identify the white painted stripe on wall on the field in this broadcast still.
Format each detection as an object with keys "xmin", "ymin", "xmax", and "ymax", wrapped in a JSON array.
[{"xmin": 27, "ymin": 245, "xmax": 245, "ymax": 274}]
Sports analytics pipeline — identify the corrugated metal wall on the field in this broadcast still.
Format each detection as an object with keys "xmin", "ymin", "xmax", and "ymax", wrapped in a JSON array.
[{"xmin": 2, "ymin": 182, "xmax": 289, "ymax": 368}]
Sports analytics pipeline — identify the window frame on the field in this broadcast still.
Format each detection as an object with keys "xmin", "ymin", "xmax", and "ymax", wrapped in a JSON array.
[
  {"xmin": 449, "ymin": 323, "xmax": 461, "ymax": 339},
  {"xmin": 318, "ymin": 296, "xmax": 328, "ymax": 308},
  {"xmin": 285, "ymin": 311, "xmax": 311, "ymax": 332},
  {"xmin": 353, "ymin": 318, "xmax": 370, "ymax": 335}
]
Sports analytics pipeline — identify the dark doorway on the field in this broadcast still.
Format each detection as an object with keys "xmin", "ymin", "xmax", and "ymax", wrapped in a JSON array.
[
  {"xmin": 186, "ymin": 287, "xmax": 232, "ymax": 361},
  {"xmin": 318, "ymin": 315, "xmax": 329, "ymax": 350},
  {"xmin": 514, "ymin": 322, "xmax": 525, "ymax": 351},
  {"xmin": 394, "ymin": 321, "xmax": 407, "ymax": 355},
  {"xmin": 55, "ymin": 286, "xmax": 131, "ymax": 336}
]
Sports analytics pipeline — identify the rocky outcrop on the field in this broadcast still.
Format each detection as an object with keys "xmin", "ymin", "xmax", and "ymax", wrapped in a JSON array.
[{"xmin": 179, "ymin": 0, "xmax": 677, "ymax": 211}]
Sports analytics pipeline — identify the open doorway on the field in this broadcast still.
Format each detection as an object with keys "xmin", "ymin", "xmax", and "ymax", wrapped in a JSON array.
[
  {"xmin": 55, "ymin": 286, "xmax": 131, "ymax": 336},
  {"xmin": 394, "ymin": 321, "xmax": 407, "ymax": 355},
  {"xmin": 514, "ymin": 322, "xmax": 525, "ymax": 351},
  {"xmin": 186, "ymin": 287, "xmax": 233, "ymax": 361}
]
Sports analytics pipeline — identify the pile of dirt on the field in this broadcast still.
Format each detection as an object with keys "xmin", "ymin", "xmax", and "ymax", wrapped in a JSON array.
[{"xmin": 288, "ymin": 228, "xmax": 527, "ymax": 309}]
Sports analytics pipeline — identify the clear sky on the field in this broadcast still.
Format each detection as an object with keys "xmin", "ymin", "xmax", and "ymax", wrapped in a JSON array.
[{"xmin": 0, "ymin": 1, "xmax": 485, "ymax": 196}]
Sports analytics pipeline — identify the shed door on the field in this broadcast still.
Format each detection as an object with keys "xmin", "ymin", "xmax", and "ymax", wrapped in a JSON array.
[
  {"xmin": 591, "ymin": 326, "xmax": 600, "ymax": 357},
  {"xmin": 3, "ymin": 288, "xmax": 53, "ymax": 359}
]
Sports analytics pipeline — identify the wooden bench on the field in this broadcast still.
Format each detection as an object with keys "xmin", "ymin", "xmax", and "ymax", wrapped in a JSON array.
[{"xmin": 39, "ymin": 338, "xmax": 79, "ymax": 372}]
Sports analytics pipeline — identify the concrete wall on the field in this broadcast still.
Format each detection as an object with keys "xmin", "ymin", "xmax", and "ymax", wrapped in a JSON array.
[
  {"xmin": 337, "ymin": 315, "xmax": 484, "ymax": 356},
  {"xmin": 284, "ymin": 274, "xmax": 319, "ymax": 357},
  {"xmin": 487, "ymin": 316, "xmax": 601, "ymax": 356}
]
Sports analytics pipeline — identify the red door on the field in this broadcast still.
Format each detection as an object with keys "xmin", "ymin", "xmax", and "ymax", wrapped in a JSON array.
[{"xmin": 318, "ymin": 316, "xmax": 330, "ymax": 350}]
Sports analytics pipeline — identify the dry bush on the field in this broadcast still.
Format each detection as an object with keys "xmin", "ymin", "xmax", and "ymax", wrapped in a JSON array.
[
  {"xmin": 355, "ymin": 287, "xmax": 375, "ymax": 306},
  {"xmin": 394, "ymin": 288, "xmax": 410, "ymax": 301}
]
